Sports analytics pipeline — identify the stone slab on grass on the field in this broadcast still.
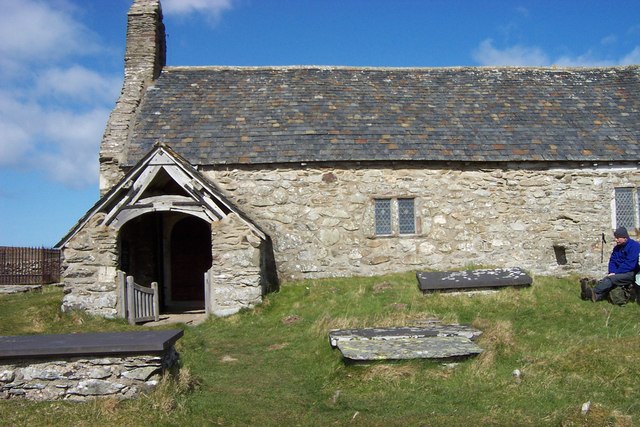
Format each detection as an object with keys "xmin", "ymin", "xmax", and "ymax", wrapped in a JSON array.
[
  {"xmin": 0, "ymin": 285, "xmax": 42, "ymax": 294},
  {"xmin": 417, "ymin": 267, "xmax": 532, "ymax": 293},
  {"xmin": 329, "ymin": 325, "xmax": 482, "ymax": 348},
  {"xmin": 330, "ymin": 325, "xmax": 483, "ymax": 362},
  {"xmin": 336, "ymin": 336, "xmax": 483, "ymax": 362}
]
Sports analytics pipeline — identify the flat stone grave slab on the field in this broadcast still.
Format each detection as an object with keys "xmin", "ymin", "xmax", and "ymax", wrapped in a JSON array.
[
  {"xmin": 0, "ymin": 329, "xmax": 184, "ymax": 360},
  {"xmin": 417, "ymin": 267, "xmax": 532, "ymax": 293},
  {"xmin": 336, "ymin": 336, "xmax": 483, "ymax": 361},
  {"xmin": 329, "ymin": 325, "xmax": 482, "ymax": 347},
  {"xmin": 329, "ymin": 325, "xmax": 483, "ymax": 362}
]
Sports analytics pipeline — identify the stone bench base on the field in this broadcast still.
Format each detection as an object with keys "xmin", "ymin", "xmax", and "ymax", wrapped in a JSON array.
[{"xmin": 0, "ymin": 330, "xmax": 183, "ymax": 401}]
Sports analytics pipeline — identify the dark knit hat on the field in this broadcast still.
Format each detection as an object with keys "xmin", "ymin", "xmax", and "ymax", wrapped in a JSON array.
[{"xmin": 614, "ymin": 227, "xmax": 630, "ymax": 239}]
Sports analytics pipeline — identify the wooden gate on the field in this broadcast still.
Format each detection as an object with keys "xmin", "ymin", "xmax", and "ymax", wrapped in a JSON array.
[{"xmin": 118, "ymin": 271, "xmax": 160, "ymax": 325}]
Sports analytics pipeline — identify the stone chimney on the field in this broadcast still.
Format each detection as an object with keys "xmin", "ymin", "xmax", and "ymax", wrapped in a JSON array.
[
  {"xmin": 99, "ymin": 0, "xmax": 166, "ymax": 195},
  {"xmin": 125, "ymin": 0, "xmax": 166, "ymax": 81}
]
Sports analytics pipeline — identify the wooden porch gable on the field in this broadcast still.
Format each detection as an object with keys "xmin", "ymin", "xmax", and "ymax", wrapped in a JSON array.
[{"xmin": 56, "ymin": 143, "xmax": 266, "ymax": 249}]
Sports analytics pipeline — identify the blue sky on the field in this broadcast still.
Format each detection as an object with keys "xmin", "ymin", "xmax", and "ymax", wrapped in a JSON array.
[{"xmin": 0, "ymin": 0, "xmax": 639, "ymax": 247}]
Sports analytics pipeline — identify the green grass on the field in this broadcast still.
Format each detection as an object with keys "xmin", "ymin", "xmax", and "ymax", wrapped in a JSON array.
[{"xmin": 0, "ymin": 274, "xmax": 639, "ymax": 426}]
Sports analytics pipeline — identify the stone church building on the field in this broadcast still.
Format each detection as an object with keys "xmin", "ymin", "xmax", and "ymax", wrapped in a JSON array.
[{"xmin": 56, "ymin": 0, "xmax": 640, "ymax": 318}]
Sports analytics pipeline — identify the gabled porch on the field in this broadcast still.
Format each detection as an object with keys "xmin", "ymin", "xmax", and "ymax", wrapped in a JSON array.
[{"xmin": 57, "ymin": 144, "xmax": 278, "ymax": 322}]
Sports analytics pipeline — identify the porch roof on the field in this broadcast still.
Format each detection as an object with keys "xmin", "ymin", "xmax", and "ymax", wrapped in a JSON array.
[{"xmin": 56, "ymin": 144, "xmax": 266, "ymax": 248}]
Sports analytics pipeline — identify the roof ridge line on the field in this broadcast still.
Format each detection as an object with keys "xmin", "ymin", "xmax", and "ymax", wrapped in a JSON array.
[{"xmin": 162, "ymin": 64, "xmax": 640, "ymax": 72}]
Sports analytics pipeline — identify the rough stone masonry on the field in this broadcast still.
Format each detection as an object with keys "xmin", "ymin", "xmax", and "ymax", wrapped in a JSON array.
[
  {"xmin": 204, "ymin": 163, "xmax": 638, "ymax": 280},
  {"xmin": 0, "ymin": 350, "xmax": 177, "ymax": 401},
  {"xmin": 0, "ymin": 330, "xmax": 183, "ymax": 401}
]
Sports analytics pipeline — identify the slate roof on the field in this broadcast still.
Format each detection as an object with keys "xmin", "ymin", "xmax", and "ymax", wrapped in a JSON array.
[{"xmin": 125, "ymin": 65, "xmax": 640, "ymax": 166}]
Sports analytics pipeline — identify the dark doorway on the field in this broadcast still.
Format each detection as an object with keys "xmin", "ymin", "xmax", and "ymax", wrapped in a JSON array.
[
  {"xmin": 170, "ymin": 216, "xmax": 212, "ymax": 307},
  {"xmin": 119, "ymin": 213, "xmax": 163, "ymax": 292},
  {"xmin": 119, "ymin": 212, "xmax": 211, "ymax": 313}
]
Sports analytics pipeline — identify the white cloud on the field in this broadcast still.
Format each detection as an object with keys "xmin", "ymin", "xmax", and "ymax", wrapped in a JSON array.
[
  {"xmin": 0, "ymin": 0, "xmax": 98, "ymax": 75},
  {"xmin": 553, "ymin": 52, "xmax": 616, "ymax": 67},
  {"xmin": 601, "ymin": 35, "xmax": 617, "ymax": 46},
  {"xmin": 35, "ymin": 66, "xmax": 122, "ymax": 105},
  {"xmin": 0, "ymin": 93, "xmax": 39, "ymax": 166},
  {"xmin": 34, "ymin": 108, "xmax": 109, "ymax": 188},
  {"xmin": 472, "ymin": 39, "xmax": 549, "ymax": 66},
  {"xmin": 0, "ymin": 119, "xmax": 33, "ymax": 166},
  {"xmin": 0, "ymin": 90, "xmax": 111, "ymax": 187},
  {"xmin": 0, "ymin": 0, "xmax": 120, "ymax": 189},
  {"xmin": 473, "ymin": 38, "xmax": 640, "ymax": 67},
  {"xmin": 620, "ymin": 46, "xmax": 640, "ymax": 65},
  {"xmin": 162, "ymin": 0, "xmax": 234, "ymax": 23}
]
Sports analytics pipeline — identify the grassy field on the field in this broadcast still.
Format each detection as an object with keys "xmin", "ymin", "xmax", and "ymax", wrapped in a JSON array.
[{"xmin": 0, "ymin": 273, "xmax": 639, "ymax": 426}]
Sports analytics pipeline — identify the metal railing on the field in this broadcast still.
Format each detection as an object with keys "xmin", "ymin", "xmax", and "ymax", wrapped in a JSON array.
[{"xmin": 0, "ymin": 246, "xmax": 61, "ymax": 286}]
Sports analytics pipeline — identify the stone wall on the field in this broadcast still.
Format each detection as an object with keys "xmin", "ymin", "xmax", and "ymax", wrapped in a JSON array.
[
  {"xmin": 0, "ymin": 348, "xmax": 178, "ymax": 401},
  {"xmin": 99, "ymin": 0, "xmax": 165, "ymax": 194},
  {"xmin": 205, "ymin": 163, "xmax": 640, "ymax": 280},
  {"xmin": 59, "ymin": 211, "xmax": 270, "ymax": 318},
  {"xmin": 208, "ymin": 213, "xmax": 264, "ymax": 316},
  {"xmin": 62, "ymin": 160, "xmax": 640, "ymax": 318},
  {"xmin": 61, "ymin": 213, "xmax": 119, "ymax": 318}
]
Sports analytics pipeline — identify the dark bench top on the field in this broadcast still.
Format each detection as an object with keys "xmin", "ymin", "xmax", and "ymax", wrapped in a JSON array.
[
  {"xmin": 0, "ymin": 329, "xmax": 183, "ymax": 360},
  {"xmin": 417, "ymin": 267, "xmax": 532, "ymax": 293}
]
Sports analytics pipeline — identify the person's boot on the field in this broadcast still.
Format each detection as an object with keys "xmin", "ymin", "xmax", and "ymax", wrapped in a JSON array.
[
  {"xmin": 580, "ymin": 278, "xmax": 590, "ymax": 300},
  {"xmin": 581, "ymin": 282, "xmax": 596, "ymax": 302}
]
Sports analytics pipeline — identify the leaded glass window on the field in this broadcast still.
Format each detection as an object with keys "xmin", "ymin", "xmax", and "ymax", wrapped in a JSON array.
[
  {"xmin": 615, "ymin": 187, "xmax": 635, "ymax": 230},
  {"xmin": 374, "ymin": 197, "xmax": 416, "ymax": 236},
  {"xmin": 374, "ymin": 199, "xmax": 392, "ymax": 235},
  {"xmin": 398, "ymin": 198, "xmax": 416, "ymax": 234}
]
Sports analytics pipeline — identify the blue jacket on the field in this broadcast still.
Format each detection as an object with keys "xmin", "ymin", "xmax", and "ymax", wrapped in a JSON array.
[{"xmin": 608, "ymin": 238, "xmax": 640, "ymax": 274}]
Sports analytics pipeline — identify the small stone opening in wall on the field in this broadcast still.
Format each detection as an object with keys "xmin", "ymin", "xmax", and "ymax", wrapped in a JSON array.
[{"xmin": 553, "ymin": 245, "xmax": 567, "ymax": 265}]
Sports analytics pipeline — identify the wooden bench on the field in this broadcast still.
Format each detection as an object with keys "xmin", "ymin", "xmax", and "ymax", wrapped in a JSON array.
[
  {"xmin": 0, "ymin": 330, "xmax": 183, "ymax": 400},
  {"xmin": 417, "ymin": 267, "xmax": 532, "ymax": 293}
]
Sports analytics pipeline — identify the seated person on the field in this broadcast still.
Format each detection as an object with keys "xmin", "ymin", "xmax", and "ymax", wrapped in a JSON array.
[{"xmin": 581, "ymin": 227, "xmax": 640, "ymax": 302}]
